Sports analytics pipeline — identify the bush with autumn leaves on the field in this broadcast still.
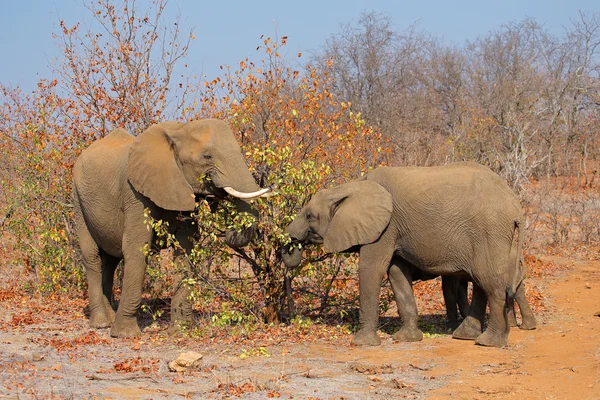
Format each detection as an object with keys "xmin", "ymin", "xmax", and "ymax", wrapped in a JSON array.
[
  {"xmin": 143, "ymin": 36, "xmax": 388, "ymax": 324},
  {"xmin": 0, "ymin": 1, "xmax": 387, "ymax": 325}
]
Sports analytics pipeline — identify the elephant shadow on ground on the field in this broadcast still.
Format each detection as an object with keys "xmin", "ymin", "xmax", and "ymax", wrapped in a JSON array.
[{"xmin": 379, "ymin": 314, "xmax": 457, "ymax": 338}]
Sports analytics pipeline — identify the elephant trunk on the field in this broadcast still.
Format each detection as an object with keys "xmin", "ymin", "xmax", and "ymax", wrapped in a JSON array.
[
  {"xmin": 281, "ymin": 219, "xmax": 308, "ymax": 268},
  {"xmin": 225, "ymin": 197, "xmax": 258, "ymax": 248},
  {"xmin": 281, "ymin": 245, "xmax": 303, "ymax": 268}
]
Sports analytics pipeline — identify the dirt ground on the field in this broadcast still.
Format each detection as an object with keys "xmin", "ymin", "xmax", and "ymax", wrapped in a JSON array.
[{"xmin": 1, "ymin": 256, "xmax": 599, "ymax": 399}]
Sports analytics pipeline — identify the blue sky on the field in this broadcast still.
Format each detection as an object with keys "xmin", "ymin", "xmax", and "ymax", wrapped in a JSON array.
[{"xmin": 0, "ymin": 0, "xmax": 597, "ymax": 92}]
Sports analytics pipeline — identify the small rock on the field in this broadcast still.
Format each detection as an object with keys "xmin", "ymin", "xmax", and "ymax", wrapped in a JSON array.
[
  {"xmin": 585, "ymin": 282, "xmax": 592, "ymax": 289},
  {"xmin": 32, "ymin": 353, "xmax": 44, "ymax": 362},
  {"xmin": 169, "ymin": 351, "xmax": 203, "ymax": 372}
]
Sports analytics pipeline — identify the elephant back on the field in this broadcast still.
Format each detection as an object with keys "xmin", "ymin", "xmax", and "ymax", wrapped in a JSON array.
[{"xmin": 74, "ymin": 128, "xmax": 134, "ymax": 187}]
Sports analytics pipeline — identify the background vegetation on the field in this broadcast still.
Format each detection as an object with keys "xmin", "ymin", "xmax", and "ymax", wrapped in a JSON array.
[{"xmin": 0, "ymin": 1, "xmax": 598, "ymax": 333}]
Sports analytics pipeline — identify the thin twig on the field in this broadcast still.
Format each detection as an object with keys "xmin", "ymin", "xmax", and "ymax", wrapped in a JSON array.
[{"xmin": 86, "ymin": 374, "xmax": 158, "ymax": 383}]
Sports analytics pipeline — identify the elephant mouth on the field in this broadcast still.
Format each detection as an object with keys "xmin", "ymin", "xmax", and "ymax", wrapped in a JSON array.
[{"xmin": 307, "ymin": 229, "xmax": 323, "ymax": 244}]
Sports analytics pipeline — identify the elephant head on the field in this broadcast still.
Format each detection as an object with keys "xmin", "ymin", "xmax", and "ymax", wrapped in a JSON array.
[
  {"xmin": 127, "ymin": 119, "xmax": 270, "ymax": 247},
  {"xmin": 282, "ymin": 180, "xmax": 393, "ymax": 267}
]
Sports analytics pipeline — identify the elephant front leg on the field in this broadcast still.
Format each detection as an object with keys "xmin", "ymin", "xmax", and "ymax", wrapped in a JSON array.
[
  {"xmin": 111, "ymin": 241, "xmax": 146, "ymax": 338},
  {"xmin": 389, "ymin": 258, "xmax": 423, "ymax": 342},
  {"xmin": 351, "ymin": 244, "xmax": 393, "ymax": 346}
]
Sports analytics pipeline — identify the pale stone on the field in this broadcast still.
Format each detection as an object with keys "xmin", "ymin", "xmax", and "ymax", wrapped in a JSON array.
[{"xmin": 168, "ymin": 351, "xmax": 203, "ymax": 372}]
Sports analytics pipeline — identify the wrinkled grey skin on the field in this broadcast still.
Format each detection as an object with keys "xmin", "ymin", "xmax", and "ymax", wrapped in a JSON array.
[
  {"xmin": 73, "ymin": 119, "xmax": 267, "ymax": 338},
  {"xmin": 283, "ymin": 162, "xmax": 530, "ymax": 347}
]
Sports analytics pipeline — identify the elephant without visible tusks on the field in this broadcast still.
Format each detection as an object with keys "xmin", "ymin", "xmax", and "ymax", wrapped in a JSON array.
[
  {"xmin": 283, "ymin": 162, "xmax": 533, "ymax": 348},
  {"xmin": 73, "ymin": 119, "xmax": 270, "ymax": 338}
]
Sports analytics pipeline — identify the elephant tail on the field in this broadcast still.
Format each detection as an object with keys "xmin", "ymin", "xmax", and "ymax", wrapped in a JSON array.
[{"xmin": 507, "ymin": 218, "xmax": 525, "ymax": 302}]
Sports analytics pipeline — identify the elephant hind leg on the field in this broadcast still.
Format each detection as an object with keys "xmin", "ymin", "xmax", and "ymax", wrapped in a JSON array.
[
  {"xmin": 515, "ymin": 283, "xmax": 537, "ymax": 330},
  {"xmin": 474, "ymin": 287, "xmax": 510, "ymax": 348},
  {"xmin": 74, "ymin": 201, "xmax": 112, "ymax": 329},
  {"xmin": 169, "ymin": 228, "xmax": 195, "ymax": 333},
  {"xmin": 453, "ymin": 283, "xmax": 486, "ymax": 340},
  {"xmin": 99, "ymin": 251, "xmax": 120, "ymax": 324},
  {"xmin": 169, "ymin": 262, "xmax": 194, "ymax": 331},
  {"xmin": 457, "ymin": 278, "xmax": 470, "ymax": 319}
]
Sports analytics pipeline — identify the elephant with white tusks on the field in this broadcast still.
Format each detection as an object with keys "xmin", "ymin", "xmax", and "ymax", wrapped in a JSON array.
[
  {"xmin": 282, "ymin": 162, "xmax": 532, "ymax": 348},
  {"xmin": 73, "ymin": 119, "xmax": 271, "ymax": 338}
]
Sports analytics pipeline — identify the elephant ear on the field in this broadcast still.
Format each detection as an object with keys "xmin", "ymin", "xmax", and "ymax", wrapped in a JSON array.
[
  {"xmin": 323, "ymin": 180, "xmax": 393, "ymax": 253},
  {"xmin": 127, "ymin": 122, "xmax": 196, "ymax": 211}
]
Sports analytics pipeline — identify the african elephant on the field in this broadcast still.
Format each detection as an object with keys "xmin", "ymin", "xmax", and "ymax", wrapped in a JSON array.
[
  {"xmin": 73, "ymin": 119, "xmax": 270, "ymax": 338},
  {"xmin": 282, "ymin": 162, "xmax": 528, "ymax": 347}
]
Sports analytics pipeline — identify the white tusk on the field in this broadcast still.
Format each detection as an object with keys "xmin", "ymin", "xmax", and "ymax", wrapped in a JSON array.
[{"xmin": 223, "ymin": 186, "xmax": 272, "ymax": 199}]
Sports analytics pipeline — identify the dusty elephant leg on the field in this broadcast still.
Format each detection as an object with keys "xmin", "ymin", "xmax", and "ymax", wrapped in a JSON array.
[
  {"xmin": 351, "ymin": 244, "xmax": 392, "ymax": 346},
  {"xmin": 389, "ymin": 258, "xmax": 423, "ymax": 342},
  {"xmin": 475, "ymin": 287, "xmax": 509, "ymax": 347},
  {"xmin": 99, "ymin": 251, "xmax": 120, "ymax": 324},
  {"xmin": 111, "ymin": 250, "xmax": 145, "ymax": 338},
  {"xmin": 84, "ymin": 246, "xmax": 112, "ymax": 328},
  {"xmin": 515, "ymin": 283, "xmax": 537, "ymax": 330},
  {"xmin": 111, "ymin": 218, "xmax": 148, "ymax": 338},
  {"xmin": 442, "ymin": 276, "xmax": 462, "ymax": 330},
  {"xmin": 74, "ymin": 199, "xmax": 113, "ymax": 329},
  {"xmin": 170, "ymin": 277, "xmax": 193, "ymax": 332},
  {"xmin": 169, "ymin": 261, "xmax": 193, "ymax": 333},
  {"xmin": 453, "ymin": 283, "xmax": 486, "ymax": 340},
  {"xmin": 169, "ymin": 229, "xmax": 195, "ymax": 333},
  {"xmin": 457, "ymin": 278, "xmax": 470, "ymax": 320}
]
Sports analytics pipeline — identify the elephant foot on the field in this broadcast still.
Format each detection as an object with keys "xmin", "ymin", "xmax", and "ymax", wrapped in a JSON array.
[
  {"xmin": 110, "ymin": 316, "xmax": 142, "ymax": 338},
  {"xmin": 167, "ymin": 320, "xmax": 191, "ymax": 336},
  {"xmin": 518, "ymin": 317, "xmax": 537, "ymax": 330},
  {"xmin": 351, "ymin": 329, "xmax": 381, "ymax": 346},
  {"xmin": 170, "ymin": 303, "xmax": 193, "ymax": 328},
  {"xmin": 508, "ymin": 313, "xmax": 518, "ymax": 327},
  {"xmin": 452, "ymin": 317, "xmax": 482, "ymax": 340},
  {"xmin": 89, "ymin": 314, "xmax": 112, "ymax": 329},
  {"xmin": 89, "ymin": 305, "xmax": 116, "ymax": 329},
  {"xmin": 392, "ymin": 326, "xmax": 423, "ymax": 342},
  {"xmin": 475, "ymin": 330, "xmax": 508, "ymax": 348}
]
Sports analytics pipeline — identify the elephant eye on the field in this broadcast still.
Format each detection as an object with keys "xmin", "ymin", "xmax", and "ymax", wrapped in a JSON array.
[
  {"xmin": 203, "ymin": 153, "xmax": 213, "ymax": 160},
  {"xmin": 306, "ymin": 212, "xmax": 317, "ymax": 222}
]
